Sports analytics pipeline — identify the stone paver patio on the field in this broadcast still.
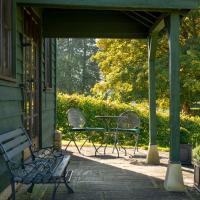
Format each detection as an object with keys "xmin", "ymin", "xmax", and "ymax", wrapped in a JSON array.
[{"xmin": 17, "ymin": 146, "xmax": 200, "ymax": 200}]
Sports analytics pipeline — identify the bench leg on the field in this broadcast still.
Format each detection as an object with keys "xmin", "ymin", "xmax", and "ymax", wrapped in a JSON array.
[
  {"xmin": 64, "ymin": 178, "xmax": 74, "ymax": 193},
  {"xmin": 51, "ymin": 183, "xmax": 60, "ymax": 200},
  {"xmin": 11, "ymin": 181, "xmax": 16, "ymax": 200},
  {"xmin": 27, "ymin": 183, "xmax": 34, "ymax": 193}
]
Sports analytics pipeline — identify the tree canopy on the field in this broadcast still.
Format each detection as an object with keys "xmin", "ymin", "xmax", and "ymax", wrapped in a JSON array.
[{"xmin": 91, "ymin": 10, "xmax": 200, "ymax": 112}]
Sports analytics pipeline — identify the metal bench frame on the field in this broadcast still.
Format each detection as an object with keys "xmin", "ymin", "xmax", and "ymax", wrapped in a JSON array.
[{"xmin": 0, "ymin": 128, "xmax": 74, "ymax": 200}]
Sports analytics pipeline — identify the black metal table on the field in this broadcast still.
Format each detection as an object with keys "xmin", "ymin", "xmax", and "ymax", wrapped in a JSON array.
[{"xmin": 95, "ymin": 115, "xmax": 127, "ymax": 157}]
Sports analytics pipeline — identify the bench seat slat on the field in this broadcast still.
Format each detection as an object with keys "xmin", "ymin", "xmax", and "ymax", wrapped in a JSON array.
[
  {"xmin": 0, "ymin": 128, "xmax": 24, "ymax": 143},
  {"xmin": 3, "ymin": 135, "xmax": 28, "ymax": 151},
  {"xmin": 53, "ymin": 155, "xmax": 71, "ymax": 178}
]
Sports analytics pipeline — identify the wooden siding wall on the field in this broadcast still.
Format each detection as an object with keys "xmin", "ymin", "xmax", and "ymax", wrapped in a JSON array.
[
  {"xmin": 0, "ymin": 6, "xmax": 56, "ymax": 193},
  {"xmin": 41, "ymin": 39, "xmax": 56, "ymax": 147},
  {"xmin": 0, "ymin": 6, "xmax": 24, "ymax": 192}
]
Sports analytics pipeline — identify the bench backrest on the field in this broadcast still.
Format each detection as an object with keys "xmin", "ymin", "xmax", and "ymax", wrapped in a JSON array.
[{"xmin": 0, "ymin": 128, "xmax": 32, "ymax": 161}]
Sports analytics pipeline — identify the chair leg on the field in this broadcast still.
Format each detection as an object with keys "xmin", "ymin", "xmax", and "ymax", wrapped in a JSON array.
[
  {"xmin": 80, "ymin": 138, "xmax": 88, "ymax": 150},
  {"xmin": 11, "ymin": 181, "xmax": 16, "ymax": 200},
  {"xmin": 104, "ymin": 144, "xmax": 107, "ymax": 155},
  {"xmin": 91, "ymin": 141, "xmax": 97, "ymax": 152},
  {"xmin": 114, "ymin": 133, "xmax": 119, "ymax": 157},
  {"xmin": 134, "ymin": 135, "xmax": 139, "ymax": 155},
  {"xmin": 73, "ymin": 140, "xmax": 81, "ymax": 154},
  {"xmin": 119, "ymin": 145, "xmax": 127, "ymax": 156},
  {"xmin": 112, "ymin": 146, "xmax": 115, "ymax": 153},
  {"xmin": 116, "ymin": 145, "xmax": 120, "ymax": 158},
  {"xmin": 65, "ymin": 140, "xmax": 72, "ymax": 150}
]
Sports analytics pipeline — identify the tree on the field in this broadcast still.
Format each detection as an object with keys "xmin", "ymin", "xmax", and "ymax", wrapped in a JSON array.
[
  {"xmin": 179, "ymin": 10, "xmax": 200, "ymax": 113},
  {"xmin": 91, "ymin": 39, "xmax": 148, "ymax": 102},
  {"xmin": 91, "ymin": 10, "xmax": 200, "ymax": 113},
  {"xmin": 57, "ymin": 38, "xmax": 100, "ymax": 94}
]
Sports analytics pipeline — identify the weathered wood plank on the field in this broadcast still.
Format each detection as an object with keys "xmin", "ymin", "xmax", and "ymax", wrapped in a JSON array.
[
  {"xmin": 16, "ymin": 60, "xmax": 23, "ymax": 74},
  {"xmin": 0, "ymin": 116, "xmax": 22, "ymax": 133},
  {"xmin": 0, "ymin": 101, "xmax": 22, "ymax": 118},
  {"xmin": 16, "ymin": 0, "xmax": 198, "ymax": 10},
  {"xmin": 0, "ymin": 86, "xmax": 22, "ymax": 101}
]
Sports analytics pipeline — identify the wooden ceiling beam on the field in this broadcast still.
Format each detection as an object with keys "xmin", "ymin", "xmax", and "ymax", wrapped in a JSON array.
[
  {"xmin": 149, "ymin": 14, "xmax": 167, "ymax": 35},
  {"xmin": 132, "ymin": 11, "xmax": 155, "ymax": 25},
  {"xmin": 43, "ymin": 9, "xmax": 148, "ymax": 38},
  {"xmin": 123, "ymin": 12, "xmax": 151, "ymax": 28},
  {"xmin": 16, "ymin": 0, "xmax": 199, "ymax": 10}
]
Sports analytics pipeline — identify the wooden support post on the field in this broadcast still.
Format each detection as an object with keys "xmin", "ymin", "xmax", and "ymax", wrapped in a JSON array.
[
  {"xmin": 148, "ymin": 34, "xmax": 157, "ymax": 146},
  {"xmin": 168, "ymin": 14, "xmax": 181, "ymax": 164},
  {"xmin": 164, "ymin": 13, "xmax": 185, "ymax": 192},
  {"xmin": 146, "ymin": 34, "xmax": 160, "ymax": 165}
]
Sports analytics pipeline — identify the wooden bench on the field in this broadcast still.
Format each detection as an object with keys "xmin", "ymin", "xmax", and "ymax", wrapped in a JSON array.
[{"xmin": 0, "ymin": 128, "xmax": 74, "ymax": 200}]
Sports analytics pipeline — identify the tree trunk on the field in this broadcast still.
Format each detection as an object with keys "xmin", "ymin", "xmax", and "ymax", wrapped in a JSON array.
[{"xmin": 182, "ymin": 102, "xmax": 190, "ymax": 114}]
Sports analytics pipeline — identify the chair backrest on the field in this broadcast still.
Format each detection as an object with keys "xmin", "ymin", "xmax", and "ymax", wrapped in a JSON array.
[
  {"xmin": 118, "ymin": 111, "xmax": 140, "ymax": 129},
  {"xmin": 0, "ymin": 128, "xmax": 32, "ymax": 161},
  {"xmin": 67, "ymin": 108, "xmax": 86, "ymax": 128}
]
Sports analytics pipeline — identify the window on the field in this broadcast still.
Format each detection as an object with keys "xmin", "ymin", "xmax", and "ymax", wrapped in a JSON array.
[
  {"xmin": 0, "ymin": 0, "xmax": 13, "ymax": 78},
  {"xmin": 44, "ymin": 38, "xmax": 52, "ymax": 88}
]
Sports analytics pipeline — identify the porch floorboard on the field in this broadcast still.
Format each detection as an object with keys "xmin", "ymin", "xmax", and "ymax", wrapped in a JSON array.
[{"xmin": 16, "ymin": 146, "xmax": 200, "ymax": 200}]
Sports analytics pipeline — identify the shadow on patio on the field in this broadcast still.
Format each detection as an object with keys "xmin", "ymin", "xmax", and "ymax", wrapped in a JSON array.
[{"xmin": 17, "ymin": 147, "xmax": 200, "ymax": 200}]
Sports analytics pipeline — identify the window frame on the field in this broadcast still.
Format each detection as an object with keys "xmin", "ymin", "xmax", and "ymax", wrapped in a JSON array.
[
  {"xmin": 0, "ymin": 0, "xmax": 15, "ymax": 82},
  {"xmin": 44, "ymin": 38, "xmax": 52, "ymax": 89}
]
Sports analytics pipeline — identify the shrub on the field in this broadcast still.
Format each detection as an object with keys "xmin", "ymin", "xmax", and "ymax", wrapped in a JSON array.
[
  {"xmin": 180, "ymin": 127, "xmax": 191, "ymax": 144},
  {"xmin": 193, "ymin": 145, "xmax": 200, "ymax": 163},
  {"xmin": 57, "ymin": 93, "xmax": 200, "ymax": 148}
]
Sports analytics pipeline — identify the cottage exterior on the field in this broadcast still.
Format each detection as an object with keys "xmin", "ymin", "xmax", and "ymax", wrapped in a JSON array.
[
  {"xmin": 0, "ymin": 1, "xmax": 56, "ymax": 195},
  {"xmin": 0, "ymin": 0, "xmax": 199, "ymax": 198}
]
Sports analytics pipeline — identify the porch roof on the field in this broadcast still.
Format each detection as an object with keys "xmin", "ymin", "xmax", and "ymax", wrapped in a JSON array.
[{"xmin": 16, "ymin": 0, "xmax": 199, "ymax": 38}]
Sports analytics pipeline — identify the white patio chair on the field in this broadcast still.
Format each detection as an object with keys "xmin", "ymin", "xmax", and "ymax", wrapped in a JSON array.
[
  {"xmin": 66, "ymin": 108, "xmax": 105, "ymax": 155},
  {"xmin": 114, "ymin": 111, "xmax": 141, "ymax": 156}
]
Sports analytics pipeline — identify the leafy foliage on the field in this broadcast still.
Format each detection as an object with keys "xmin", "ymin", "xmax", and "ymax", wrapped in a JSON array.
[
  {"xmin": 91, "ymin": 10, "xmax": 200, "ymax": 112},
  {"xmin": 57, "ymin": 93, "xmax": 200, "ymax": 147},
  {"xmin": 91, "ymin": 39, "xmax": 148, "ymax": 102},
  {"xmin": 193, "ymin": 145, "xmax": 200, "ymax": 163}
]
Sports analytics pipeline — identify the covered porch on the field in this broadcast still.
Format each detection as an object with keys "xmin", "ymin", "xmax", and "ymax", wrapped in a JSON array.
[
  {"xmin": 14, "ymin": 0, "xmax": 199, "ymax": 195},
  {"xmin": 16, "ymin": 146, "xmax": 199, "ymax": 200}
]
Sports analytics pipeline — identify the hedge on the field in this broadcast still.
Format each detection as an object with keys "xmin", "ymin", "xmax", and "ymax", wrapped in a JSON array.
[{"xmin": 57, "ymin": 93, "xmax": 200, "ymax": 147}]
